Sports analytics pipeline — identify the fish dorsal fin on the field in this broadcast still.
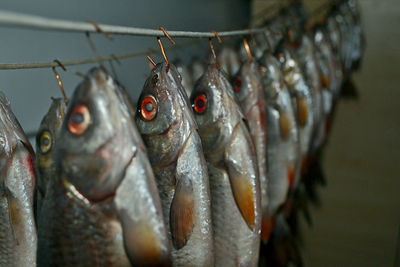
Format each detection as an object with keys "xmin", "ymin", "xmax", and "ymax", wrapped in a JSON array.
[{"xmin": 169, "ymin": 178, "xmax": 195, "ymax": 249}]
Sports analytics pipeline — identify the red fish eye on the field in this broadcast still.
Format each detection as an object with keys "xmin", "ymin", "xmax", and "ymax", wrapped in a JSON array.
[
  {"xmin": 232, "ymin": 77, "xmax": 242, "ymax": 92},
  {"xmin": 140, "ymin": 95, "xmax": 157, "ymax": 121},
  {"xmin": 193, "ymin": 94, "xmax": 207, "ymax": 114},
  {"xmin": 68, "ymin": 104, "xmax": 91, "ymax": 135}
]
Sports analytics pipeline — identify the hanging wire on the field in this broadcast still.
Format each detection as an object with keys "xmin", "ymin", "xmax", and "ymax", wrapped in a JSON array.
[
  {"xmin": 0, "ymin": 39, "xmax": 198, "ymax": 70},
  {"xmin": 0, "ymin": 1, "xmax": 338, "ymax": 71},
  {"xmin": 0, "ymin": 10, "xmax": 271, "ymax": 38}
]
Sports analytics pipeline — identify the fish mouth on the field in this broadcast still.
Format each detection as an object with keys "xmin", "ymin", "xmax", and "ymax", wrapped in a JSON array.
[{"xmin": 63, "ymin": 143, "xmax": 137, "ymax": 205}]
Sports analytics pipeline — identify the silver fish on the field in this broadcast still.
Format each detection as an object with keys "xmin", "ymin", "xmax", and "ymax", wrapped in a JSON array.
[
  {"xmin": 293, "ymin": 33, "xmax": 325, "ymax": 154},
  {"xmin": 218, "ymin": 46, "xmax": 241, "ymax": 78},
  {"xmin": 174, "ymin": 59, "xmax": 194, "ymax": 97},
  {"xmin": 191, "ymin": 61, "xmax": 261, "ymax": 266},
  {"xmin": 259, "ymin": 52, "xmax": 301, "ymax": 215},
  {"xmin": 35, "ymin": 98, "xmax": 66, "ymax": 215},
  {"xmin": 38, "ymin": 67, "xmax": 171, "ymax": 266},
  {"xmin": 135, "ymin": 63, "xmax": 214, "ymax": 266},
  {"xmin": 189, "ymin": 57, "xmax": 205, "ymax": 84},
  {"xmin": 275, "ymin": 44, "xmax": 315, "ymax": 176},
  {"xmin": 231, "ymin": 56, "xmax": 270, "ymax": 242},
  {"xmin": 0, "ymin": 92, "xmax": 37, "ymax": 266}
]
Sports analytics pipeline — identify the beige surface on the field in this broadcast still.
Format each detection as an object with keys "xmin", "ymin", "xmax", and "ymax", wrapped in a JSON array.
[{"xmin": 251, "ymin": 0, "xmax": 400, "ymax": 265}]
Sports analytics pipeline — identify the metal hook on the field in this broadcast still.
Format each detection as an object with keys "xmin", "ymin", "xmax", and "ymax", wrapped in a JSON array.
[
  {"xmin": 210, "ymin": 30, "xmax": 222, "ymax": 44},
  {"xmin": 52, "ymin": 60, "xmax": 68, "ymax": 104},
  {"xmin": 243, "ymin": 38, "xmax": 253, "ymax": 62},
  {"xmin": 208, "ymin": 38, "xmax": 217, "ymax": 61},
  {"xmin": 158, "ymin": 27, "xmax": 176, "ymax": 45},
  {"xmin": 146, "ymin": 55, "xmax": 156, "ymax": 68},
  {"xmin": 157, "ymin": 37, "xmax": 170, "ymax": 71},
  {"xmin": 86, "ymin": 21, "xmax": 113, "ymax": 40}
]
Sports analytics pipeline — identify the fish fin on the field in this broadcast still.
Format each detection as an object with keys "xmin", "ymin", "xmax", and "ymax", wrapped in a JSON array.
[
  {"xmin": 119, "ymin": 211, "xmax": 172, "ymax": 267},
  {"xmin": 224, "ymin": 123, "xmax": 258, "ymax": 231},
  {"xmin": 2, "ymin": 184, "xmax": 20, "ymax": 246},
  {"xmin": 170, "ymin": 178, "xmax": 195, "ymax": 250}
]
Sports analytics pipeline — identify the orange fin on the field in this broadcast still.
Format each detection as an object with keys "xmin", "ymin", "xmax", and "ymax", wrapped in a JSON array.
[
  {"xmin": 296, "ymin": 96, "xmax": 309, "ymax": 127},
  {"xmin": 228, "ymin": 168, "xmax": 256, "ymax": 230},
  {"xmin": 278, "ymin": 110, "xmax": 291, "ymax": 140},
  {"xmin": 170, "ymin": 179, "xmax": 195, "ymax": 250},
  {"xmin": 120, "ymin": 215, "xmax": 172, "ymax": 267}
]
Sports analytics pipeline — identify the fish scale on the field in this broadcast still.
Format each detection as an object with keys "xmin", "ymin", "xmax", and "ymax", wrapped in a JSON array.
[{"xmin": 38, "ymin": 178, "xmax": 129, "ymax": 266}]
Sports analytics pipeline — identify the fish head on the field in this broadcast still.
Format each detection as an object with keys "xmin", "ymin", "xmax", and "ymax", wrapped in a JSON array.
[
  {"xmin": 259, "ymin": 52, "xmax": 285, "ymax": 101},
  {"xmin": 135, "ymin": 63, "xmax": 193, "ymax": 166},
  {"xmin": 232, "ymin": 61, "xmax": 263, "ymax": 111},
  {"xmin": 190, "ymin": 63, "xmax": 241, "ymax": 151},
  {"xmin": 57, "ymin": 67, "xmax": 136, "ymax": 203},
  {"xmin": 217, "ymin": 46, "xmax": 241, "ymax": 78},
  {"xmin": 36, "ymin": 98, "xmax": 66, "ymax": 198}
]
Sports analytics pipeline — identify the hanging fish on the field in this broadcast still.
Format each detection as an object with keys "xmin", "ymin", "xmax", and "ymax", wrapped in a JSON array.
[
  {"xmin": 231, "ymin": 48, "xmax": 270, "ymax": 242},
  {"xmin": 218, "ymin": 45, "xmax": 241, "ymax": 78},
  {"xmin": 173, "ymin": 59, "xmax": 194, "ymax": 97},
  {"xmin": 275, "ymin": 43, "xmax": 315, "ymax": 176},
  {"xmin": 189, "ymin": 56, "xmax": 205, "ymax": 84},
  {"xmin": 135, "ymin": 63, "xmax": 214, "ymax": 266},
  {"xmin": 190, "ymin": 59, "xmax": 261, "ymax": 266},
  {"xmin": 292, "ymin": 30, "xmax": 325, "ymax": 155},
  {"xmin": 0, "ymin": 92, "xmax": 37, "ymax": 266},
  {"xmin": 313, "ymin": 24, "xmax": 339, "ymax": 139},
  {"xmin": 37, "ymin": 67, "xmax": 171, "ymax": 266},
  {"xmin": 35, "ymin": 98, "xmax": 66, "ymax": 215},
  {"xmin": 259, "ymin": 51, "xmax": 301, "ymax": 221}
]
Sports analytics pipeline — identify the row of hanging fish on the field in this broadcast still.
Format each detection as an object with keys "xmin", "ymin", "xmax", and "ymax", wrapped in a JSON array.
[{"xmin": 0, "ymin": 0, "xmax": 364, "ymax": 266}]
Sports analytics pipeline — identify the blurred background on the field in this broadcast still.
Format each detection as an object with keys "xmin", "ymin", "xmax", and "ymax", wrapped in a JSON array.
[{"xmin": 0, "ymin": 0, "xmax": 399, "ymax": 266}]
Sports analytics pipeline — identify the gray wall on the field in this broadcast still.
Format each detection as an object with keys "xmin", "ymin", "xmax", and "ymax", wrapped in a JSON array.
[{"xmin": 0, "ymin": 0, "xmax": 250, "ymax": 137}]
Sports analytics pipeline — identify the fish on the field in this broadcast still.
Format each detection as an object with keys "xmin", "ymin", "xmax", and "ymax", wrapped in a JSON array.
[
  {"xmin": 258, "ymin": 52, "xmax": 301, "ymax": 225},
  {"xmin": 190, "ymin": 59, "xmax": 261, "ymax": 266},
  {"xmin": 0, "ymin": 92, "xmax": 37, "ymax": 266},
  {"xmin": 35, "ymin": 98, "xmax": 66, "ymax": 215},
  {"xmin": 135, "ymin": 63, "xmax": 214, "ymax": 266},
  {"xmin": 174, "ymin": 59, "xmax": 194, "ymax": 97},
  {"xmin": 292, "ymin": 32, "xmax": 325, "ymax": 155},
  {"xmin": 37, "ymin": 67, "xmax": 171, "ymax": 266},
  {"xmin": 189, "ymin": 56, "xmax": 205, "ymax": 84},
  {"xmin": 231, "ymin": 55, "xmax": 270, "ymax": 242},
  {"xmin": 218, "ymin": 46, "xmax": 241, "ymax": 78},
  {"xmin": 274, "ymin": 42, "xmax": 315, "ymax": 176}
]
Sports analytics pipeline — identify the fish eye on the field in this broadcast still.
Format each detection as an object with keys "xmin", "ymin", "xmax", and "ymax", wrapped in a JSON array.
[
  {"xmin": 67, "ymin": 104, "xmax": 91, "ymax": 135},
  {"xmin": 139, "ymin": 95, "xmax": 157, "ymax": 121},
  {"xmin": 192, "ymin": 93, "xmax": 207, "ymax": 114},
  {"xmin": 39, "ymin": 131, "xmax": 52, "ymax": 153},
  {"xmin": 232, "ymin": 77, "xmax": 242, "ymax": 92}
]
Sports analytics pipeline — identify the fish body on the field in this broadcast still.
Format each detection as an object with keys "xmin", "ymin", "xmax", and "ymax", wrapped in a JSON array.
[
  {"xmin": 275, "ymin": 45, "xmax": 314, "ymax": 175},
  {"xmin": 232, "ymin": 59, "xmax": 270, "ymax": 242},
  {"xmin": 38, "ymin": 67, "xmax": 171, "ymax": 266},
  {"xmin": 35, "ymin": 98, "xmax": 66, "ymax": 214},
  {"xmin": 0, "ymin": 92, "xmax": 37, "ymax": 266},
  {"xmin": 135, "ymin": 63, "xmax": 214, "ymax": 266},
  {"xmin": 259, "ymin": 53, "xmax": 300, "ymax": 213},
  {"xmin": 293, "ymin": 33, "xmax": 325, "ymax": 154},
  {"xmin": 191, "ymin": 62, "xmax": 261, "ymax": 266}
]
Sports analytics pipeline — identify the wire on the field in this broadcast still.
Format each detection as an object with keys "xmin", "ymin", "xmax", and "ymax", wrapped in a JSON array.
[
  {"xmin": 0, "ymin": 9, "xmax": 270, "ymax": 38},
  {"xmin": 0, "ymin": 40, "xmax": 198, "ymax": 70}
]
